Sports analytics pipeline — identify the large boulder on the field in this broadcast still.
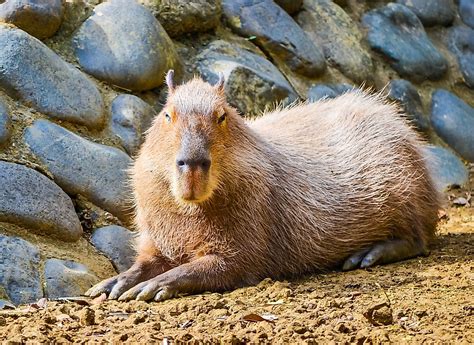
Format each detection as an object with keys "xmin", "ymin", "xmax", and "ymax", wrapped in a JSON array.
[
  {"xmin": 396, "ymin": 0, "xmax": 455, "ymax": 26},
  {"xmin": 425, "ymin": 146, "xmax": 469, "ymax": 191},
  {"xmin": 448, "ymin": 26, "xmax": 474, "ymax": 89}
]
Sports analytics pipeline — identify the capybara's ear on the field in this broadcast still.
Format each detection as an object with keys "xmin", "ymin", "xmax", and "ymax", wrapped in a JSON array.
[
  {"xmin": 215, "ymin": 73, "xmax": 225, "ymax": 95},
  {"xmin": 165, "ymin": 70, "xmax": 175, "ymax": 93}
]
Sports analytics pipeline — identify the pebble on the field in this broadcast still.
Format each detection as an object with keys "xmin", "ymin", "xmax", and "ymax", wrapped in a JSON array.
[
  {"xmin": 297, "ymin": 0, "xmax": 373, "ymax": 83},
  {"xmin": 0, "ymin": 161, "xmax": 83, "ymax": 241},
  {"xmin": 459, "ymin": 0, "xmax": 474, "ymax": 29},
  {"xmin": 0, "ymin": 100, "xmax": 10, "ymax": 146},
  {"xmin": 44, "ymin": 259, "xmax": 98, "ymax": 298},
  {"xmin": 78, "ymin": 307, "xmax": 96, "ymax": 326},
  {"xmin": 430, "ymin": 89, "xmax": 474, "ymax": 162},
  {"xmin": 425, "ymin": 146, "xmax": 469, "ymax": 191},
  {"xmin": 91, "ymin": 225, "xmax": 136, "ymax": 273},
  {"xmin": 73, "ymin": 0, "xmax": 180, "ymax": 91},
  {"xmin": 139, "ymin": 0, "xmax": 221, "ymax": 37},
  {"xmin": 448, "ymin": 26, "xmax": 474, "ymax": 89},
  {"xmin": 307, "ymin": 83, "xmax": 353, "ymax": 102},
  {"xmin": 110, "ymin": 94, "xmax": 156, "ymax": 155},
  {"xmin": 362, "ymin": 3, "xmax": 447, "ymax": 82},
  {"xmin": 223, "ymin": 0, "xmax": 326, "ymax": 77},
  {"xmin": 24, "ymin": 119, "xmax": 132, "ymax": 221},
  {"xmin": 0, "ymin": 25, "xmax": 104, "ymax": 129},
  {"xmin": 396, "ymin": 0, "xmax": 455, "ymax": 26},
  {"xmin": 388, "ymin": 79, "xmax": 429, "ymax": 132},
  {"xmin": 0, "ymin": 235, "xmax": 42, "ymax": 305},
  {"xmin": 0, "ymin": 0, "xmax": 64, "ymax": 39},
  {"xmin": 274, "ymin": 0, "xmax": 303, "ymax": 14},
  {"xmin": 196, "ymin": 40, "xmax": 298, "ymax": 116}
]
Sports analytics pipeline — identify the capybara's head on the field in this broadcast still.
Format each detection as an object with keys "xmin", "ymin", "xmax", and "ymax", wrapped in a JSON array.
[{"xmin": 148, "ymin": 70, "xmax": 237, "ymax": 205}]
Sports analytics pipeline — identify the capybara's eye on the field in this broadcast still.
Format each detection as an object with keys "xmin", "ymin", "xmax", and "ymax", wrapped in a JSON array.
[
  {"xmin": 217, "ymin": 112, "xmax": 227, "ymax": 125},
  {"xmin": 165, "ymin": 112, "xmax": 171, "ymax": 123}
]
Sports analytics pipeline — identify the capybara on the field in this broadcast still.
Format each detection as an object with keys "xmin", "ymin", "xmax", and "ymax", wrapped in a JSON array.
[{"xmin": 86, "ymin": 71, "xmax": 440, "ymax": 302}]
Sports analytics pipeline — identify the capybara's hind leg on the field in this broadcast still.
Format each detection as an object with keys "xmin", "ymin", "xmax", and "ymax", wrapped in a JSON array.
[{"xmin": 342, "ymin": 239, "xmax": 429, "ymax": 271}]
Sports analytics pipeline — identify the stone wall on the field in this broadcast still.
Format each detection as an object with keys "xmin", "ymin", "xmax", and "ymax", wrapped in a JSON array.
[{"xmin": 0, "ymin": 0, "xmax": 472, "ymax": 306}]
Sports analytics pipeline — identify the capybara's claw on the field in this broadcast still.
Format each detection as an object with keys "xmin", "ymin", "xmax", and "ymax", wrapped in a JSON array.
[
  {"xmin": 85, "ymin": 276, "xmax": 118, "ymax": 298},
  {"xmin": 118, "ymin": 278, "xmax": 176, "ymax": 302}
]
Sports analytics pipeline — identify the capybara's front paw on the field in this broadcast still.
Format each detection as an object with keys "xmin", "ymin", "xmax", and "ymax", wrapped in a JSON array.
[
  {"xmin": 86, "ymin": 269, "xmax": 149, "ymax": 300},
  {"xmin": 118, "ymin": 277, "xmax": 178, "ymax": 302},
  {"xmin": 85, "ymin": 276, "xmax": 119, "ymax": 298}
]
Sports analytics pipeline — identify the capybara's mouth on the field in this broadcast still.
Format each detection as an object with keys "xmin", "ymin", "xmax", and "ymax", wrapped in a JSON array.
[{"xmin": 176, "ymin": 177, "xmax": 211, "ymax": 204}]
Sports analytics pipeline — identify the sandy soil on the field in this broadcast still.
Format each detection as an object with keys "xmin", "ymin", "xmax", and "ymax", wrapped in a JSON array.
[{"xmin": 0, "ymin": 203, "xmax": 473, "ymax": 344}]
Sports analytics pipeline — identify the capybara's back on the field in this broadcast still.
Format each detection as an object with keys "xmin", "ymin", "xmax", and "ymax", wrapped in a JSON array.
[{"xmin": 87, "ymin": 74, "xmax": 441, "ymax": 302}]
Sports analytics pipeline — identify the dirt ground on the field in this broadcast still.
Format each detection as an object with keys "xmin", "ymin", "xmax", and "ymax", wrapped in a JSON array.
[{"xmin": 0, "ymin": 203, "xmax": 473, "ymax": 344}]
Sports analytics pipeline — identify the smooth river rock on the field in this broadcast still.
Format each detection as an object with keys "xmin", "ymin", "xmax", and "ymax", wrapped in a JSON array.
[
  {"xmin": 223, "ymin": 0, "xmax": 326, "ymax": 77},
  {"xmin": 139, "ymin": 0, "xmax": 221, "ymax": 37},
  {"xmin": 44, "ymin": 259, "xmax": 98, "ymax": 298},
  {"xmin": 307, "ymin": 83, "xmax": 353, "ymax": 102},
  {"xmin": 110, "ymin": 94, "xmax": 156, "ymax": 155},
  {"xmin": 363, "ymin": 3, "xmax": 447, "ymax": 82},
  {"xmin": 196, "ymin": 40, "xmax": 298, "ymax": 116},
  {"xmin": 396, "ymin": 0, "xmax": 455, "ymax": 26},
  {"xmin": 91, "ymin": 225, "xmax": 136, "ymax": 273},
  {"xmin": 0, "ymin": 25, "xmax": 104, "ymax": 129},
  {"xmin": 0, "ymin": 0, "xmax": 64, "ymax": 39},
  {"xmin": 448, "ymin": 26, "xmax": 474, "ymax": 89},
  {"xmin": 0, "ymin": 235, "xmax": 42, "ymax": 305},
  {"xmin": 0, "ymin": 100, "xmax": 10, "ymax": 146},
  {"xmin": 425, "ymin": 146, "xmax": 469, "ymax": 191},
  {"xmin": 0, "ymin": 161, "xmax": 82, "ymax": 241},
  {"xmin": 460, "ymin": 0, "xmax": 474, "ymax": 29},
  {"xmin": 73, "ymin": 0, "xmax": 180, "ymax": 91},
  {"xmin": 24, "ymin": 119, "xmax": 132, "ymax": 221},
  {"xmin": 431, "ymin": 89, "xmax": 474, "ymax": 162},
  {"xmin": 297, "ymin": 0, "xmax": 373, "ymax": 83},
  {"xmin": 388, "ymin": 79, "xmax": 429, "ymax": 132}
]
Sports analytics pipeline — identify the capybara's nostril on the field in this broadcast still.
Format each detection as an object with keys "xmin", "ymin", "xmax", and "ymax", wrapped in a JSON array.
[
  {"xmin": 177, "ymin": 160, "xmax": 185, "ymax": 167},
  {"xmin": 176, "ymin": 158, "xmax": 211, "ymax": 171},
  {"xmin": 200, "ymin": 159, "xmax": 211, "ymax": 171}
]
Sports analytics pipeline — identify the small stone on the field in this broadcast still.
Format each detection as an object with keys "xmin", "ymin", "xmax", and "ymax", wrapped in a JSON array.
[
  {"xmin": 24, "ymin": 119, "xmax": 132, "ymax": 221},
  {"xmin": 362, "ymin": 3, "xmax": 448, "ymax": 82},
  {"xmin": 78, "ymin": 307, "xmax": 95, "ymax": 326},
  {"xmin": 44, "ymin": 259, "xmax": 98, "ymax": 299},
  {"xmin": 196, "ymin": 40, "xmax": 298, "ymax": 116},
  {"xmin": 396, "ymin": 0, "xmax": 455, "ymax": 26},
  {"xmin": 307, "ymin": 83, "xmax": 353, "ymax": 102},
  {"xmin": 0, "ymin": 100, "xmax": 11, "ymax": 146},
  {"xmin": 0, "ymin": 161, "xmax": 82, "ymax": 241},
  {"xmin": 0, "ymin": 25, "xmax": 104, "ymax": 129},
  {"xmin": 139, "ymin": 0, "xmax": 221, "ymax": 37},
  {"xmin": 0, "ymin": 235, "xmax": 42, "ymax": 305},
  {"xmin": 274, "ymin": 0, "xmax": 303, "ymax": 14},
  {"xmin": 73, "ymin": 0, "xmax": 180, "ymax": 91},
  {"xmin": 0, "ymin": 0, "xmax": 64, "ymax": 39},
  {"xmin": 388, "ymin": 79, "xmax": 429, "ymax": 132},
  {"xmin": 425, "ymin": 146, "xmax": 469, "ymax": 191},
  {"xmin": 460, "ymin": 0, "xmax": 474, "ymax": 29},
  {"xmin": 223, "ymin": 0, "xmax": 326, "ymax": 77},
  {"xmin": 364, "ymin": 302, "xmax": 393, "ymax": 326},
  {"xmin": 297, "ymin": 0, "xmax": 373, "ymax": 83},
  {"xmin": 430, "ymin": 89, "xmax": 474, "ymax": 162},
  {"xmin": 110, "ymin": 94, "xmax": 156, "ymax": 155},
  {"xmin": 448, "ymin": 25, "xmax": 474, "ymax": 89},
  {"xmin": 91, "ymin": 225, "xmax": 136, "ymax": 273}
]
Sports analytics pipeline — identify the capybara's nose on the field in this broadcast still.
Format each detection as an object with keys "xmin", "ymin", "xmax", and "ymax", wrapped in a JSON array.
[{"xmin": 176, "ymin": 157, "xmax": 211, "ymax": 172}]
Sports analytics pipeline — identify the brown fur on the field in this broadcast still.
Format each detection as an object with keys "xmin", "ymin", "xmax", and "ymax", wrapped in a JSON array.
[{"xmin": 128, "ymin": 77, "xmax": 441, "ymax": 294}]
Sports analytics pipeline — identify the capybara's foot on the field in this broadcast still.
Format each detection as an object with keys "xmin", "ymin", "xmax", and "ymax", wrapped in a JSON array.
[
  {"xmin": 117, "ymin": 276, "xmax": 179, "ymax": 302},
  {"xmin": 342, "ymin": 239, "xmax": 429, "ymax": 271}
]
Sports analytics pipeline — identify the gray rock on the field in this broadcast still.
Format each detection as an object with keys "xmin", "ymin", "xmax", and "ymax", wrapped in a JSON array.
[
  {"xmin": 448, "ymin": 26, "xmax": 474, "ymax": 89},
  {"xmin": 24, "ymin": 119, "xmax": 132, "ymax": 221},
  {"xmin": 431, "ymin": 90, "xmax": 474, "ymax": 162},
  {"xmin": 396, "ymin": 0, "xmax": 455, "ymax": 26},
  {"xmin": 110, "ymin": 94, "xmax": 156, "ymax": 155},
  {"xmin": 223, "ymin": 0, "xmax": 326, "ymax": 77},
  {"xmin": 460, "ymin": 0, "xmax": 474, "ymax": 29},
  {"xmin": 91, "ymin": 225, "xmax": 136, "ymax": 273},
  {"xmin": 297, "ymin": 0, "xmax": 373, "ymax": 83},
  {"xmin": 425, "ymin": 146, "xmax": 469, "ymax": 191},
  {"xmin": 0, "ymin": 0, "xmax": 64, "ymax": 39},
  {"xmin": 0, "ymin": 161, "xmax": 82, "ymax": 241},
  {"xmin": 73, "ymin": 0, "xmax": 180, "ymax": 91},
  {"xmin": 388, "ymin": 79, "xmax": 430, "ymax": 132},
  {"xmin": 44, "ymin": 259, "xmax": 98, "ymax": 298},
  {"xmin": 0, "ymin": 235, "xmax": 42, "ymax": 305},
  {"xmin": 196, "ymin": 40, "xmax": 298, "ymax": 116},
  {"xmin": 307, "ymin": 83, "xmax": 353, "ymax": 102},
  {"xmin": 274, "ymin": 0, "xmax": 302, "ymax": 14},
  {"xmin": 139, "ymin": 0, "xmax": 221, "ymax": 37},
  {"xmin": 362, "ymin": 4, "xmax": 448, "ymax": 82},
  {"xmin": 0, "ymin": 25, "xmax": 104, "ymax": 129},
  {"xmin": 0, "ymin": 100, "xmax": 10, "ymax": 146}
]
